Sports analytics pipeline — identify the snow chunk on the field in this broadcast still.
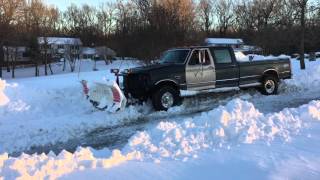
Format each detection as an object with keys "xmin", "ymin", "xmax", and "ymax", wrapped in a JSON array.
[
  {"xmin": 0, "ymin": 79, "xmax": 9, "ymax": 106},
  {"xmin": 0, "ymin": 147, "xmax": 140, "ymax": 179}
]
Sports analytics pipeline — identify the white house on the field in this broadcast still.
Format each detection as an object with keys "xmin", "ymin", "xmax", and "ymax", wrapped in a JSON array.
[
  {"xmin": 81, "ymin": 47, "xmax": 97, "ymax": 59},
  {"xmin": 3, "ymin": 46, "xmax": 30, "ymax": 62},
  {"xmin": 37, "ymin": 37, "xmax": 83, "ymax": 58},
  {"xmin": 81, "ymin": 46, "xmax": 116, "ymax": 60}
]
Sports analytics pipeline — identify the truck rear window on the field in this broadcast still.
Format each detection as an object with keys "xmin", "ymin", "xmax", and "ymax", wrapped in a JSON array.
[{"xmin": 160, "ymin": 50, "xmax": 190, "ymax": 64}]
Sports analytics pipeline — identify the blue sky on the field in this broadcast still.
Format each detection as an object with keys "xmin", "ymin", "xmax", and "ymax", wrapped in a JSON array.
[{"xmin": 44, "ymin": 0, "xmax": 113, "ymax": 10}]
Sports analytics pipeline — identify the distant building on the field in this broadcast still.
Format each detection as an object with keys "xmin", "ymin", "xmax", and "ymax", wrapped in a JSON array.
[
  {"xmin": 81, "ymin": 46, "xmax": 116, "ymax": 60},
  {"xmin": 3, "ymin": 46, "xmax": 30, "ymax": 63},
  {"xmin": 37, "ymin": 37, "xmax": 83, "ymax": 59},
  {"xmin": 81, "ymin": 47, "xmax": 97, "ymax": 59},
  {"xmin": 95, "ymin": 46, "xmax": 116, "ymax": 60}
]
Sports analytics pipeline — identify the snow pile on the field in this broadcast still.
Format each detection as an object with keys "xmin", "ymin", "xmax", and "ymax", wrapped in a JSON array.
[
  {"xmin": 0, "ymin": 99, "xmax": 320, "ymax": 179},
  {"xmin": 125, "ymin": 99, "xmax": 320, "ymax": 161},
  {"xmin": 235, "ymin": 51, "xmax": 249, "ymax": 61},
  {"xmin": 235, "ymin": 52, "xmax": 290, "ymax": 62},
  {"xmin": 0, "ymin": 147, "xmax": 141, "ymax": 179},
  {"xmin": 0, "ymin": 79, "xmax": 9, "ymax": 106},
  {"xmin": 284, "ymin": 59, "xmax": 320, "ymax": 91},
  {"xmin": 250, "ymin": 54, "xmax": 290, "ymax": 61},
  {"xmin": 0, "ymin": 61, "xmax": 142, "ymax": 154}
]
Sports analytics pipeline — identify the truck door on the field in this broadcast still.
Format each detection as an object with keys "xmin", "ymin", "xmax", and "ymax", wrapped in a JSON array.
[
  {"xmin": 209, "ymin": 47, "xmax": 239, "ymax": 88},
  {"xmin": 186, "ymin": 48, "xmax": 216, "ymax": 91}
]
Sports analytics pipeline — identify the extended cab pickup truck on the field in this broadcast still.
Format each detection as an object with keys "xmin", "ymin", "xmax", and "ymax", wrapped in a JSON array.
[{"xmin": 121, "ymin": 46, "xmax": 292, "ymax": 111}]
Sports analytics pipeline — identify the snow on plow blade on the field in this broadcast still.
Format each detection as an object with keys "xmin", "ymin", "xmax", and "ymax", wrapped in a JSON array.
[{"xmin": 81, "ymin": 80, "xmax": 127, "ymax": 113}]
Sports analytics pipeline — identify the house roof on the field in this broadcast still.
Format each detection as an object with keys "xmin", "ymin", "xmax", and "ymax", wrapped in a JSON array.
[
  {"xmin": 3, "ymin": 46, "xmax": 28, "ymax": 52},
  {"xmin": 81, "ymin": 47, "xmax": 96, "ymax": 55},
  {"xmin": 205, "ymin": 38, "xmax": 244, "ymax": 45},
  {"xmin": 38, "ymin": 37, "xmax": 83, "ymax": 45}
]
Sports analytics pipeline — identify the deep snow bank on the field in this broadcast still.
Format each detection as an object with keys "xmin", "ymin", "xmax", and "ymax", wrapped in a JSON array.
[
  {"xmin": 0, "ymin": 61, "xmax": 142, "ymax": 154},
  {"xmin": 125, "ymin": 99, "xmax": 320, "ymax": 161},
  {"xmin": 0, "ymin": 79, "xmax": 9, "ymax": 106},
  {"xmin": 1, "ymin": 99, "xmax": 320, "ymax": 179},
  {"xmin": 0, "ymin": 147, "xmax": 141, "ymax": 179},
  {"xmin": 283, "ymin": 59, "xmax": 320, "ymax": 91}
]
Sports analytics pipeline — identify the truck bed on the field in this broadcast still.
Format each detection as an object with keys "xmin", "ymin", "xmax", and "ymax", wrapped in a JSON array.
[{"xmin": 238, "ymin": 58, "xmax": 291, "ymax": 86}]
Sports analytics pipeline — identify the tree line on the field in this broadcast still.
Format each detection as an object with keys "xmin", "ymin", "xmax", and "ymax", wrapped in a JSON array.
[{"xmin": 0, "ymin": 0, "xmax": 320, "ymax": 77}]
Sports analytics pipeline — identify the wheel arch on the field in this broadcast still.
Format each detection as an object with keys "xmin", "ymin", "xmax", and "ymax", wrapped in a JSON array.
[{"xmin": 151, "ymin": 79, "xmax": 180, "ymax": 94}]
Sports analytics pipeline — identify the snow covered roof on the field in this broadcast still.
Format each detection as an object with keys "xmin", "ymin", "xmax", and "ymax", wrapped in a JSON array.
[
  {"xmin": 205, "ymin": 38, "xmax": 244, "ymax": 45},
  {"xmin": 3, "ymin": 46, "xmax": 28, "ymax": 52},
  {"xmin": 81, "ymin": 47, "xmax": 96, "ymax": 55},
  {"xmin": 95, "ymin": 46, "xmax": 116, "ymax": 57},
  {"xmin": 38, "ymin": 37, "xmax": 83, "ymax": 45}
]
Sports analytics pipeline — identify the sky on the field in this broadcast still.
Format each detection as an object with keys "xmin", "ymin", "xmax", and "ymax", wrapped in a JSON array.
[
  {"xmin": 45, "ymin": 0, "xmax": 318, "ymax": 11},
  {"xmin": 44, "ymin": 0, "xmax": 113, "ymax": 11}
]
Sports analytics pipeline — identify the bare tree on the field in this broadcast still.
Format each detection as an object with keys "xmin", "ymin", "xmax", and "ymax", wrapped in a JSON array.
[
  {"xmin": 198, "ymin": 0, "xmax": 213, "ymax": 35},
  {"xmin": 297, "ymin": 0, "xmax": 308, "ymax": 69},
  {"xmin": 215, "ymin": 0, "xmax": 234, "ymax": 36},
  {"xmin": 0, "ymin": 0, "xmax": 24, "ymax": 78}
]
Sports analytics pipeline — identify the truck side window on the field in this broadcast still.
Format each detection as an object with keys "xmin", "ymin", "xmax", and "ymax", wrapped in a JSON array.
[
  {"xmin": 189, "ymin": 50, "xmax": 201, "ymax": 65},
  {"xmin": 202, "ymin": 50, "xmax": 211, "ymax": 65},
  {"xmin": 189, "ymin": 50, "xmax": 211, "ymax": 66},
  {"xmin": 213, "ymin": 49, "xmax": 232, "ymax": 64}
]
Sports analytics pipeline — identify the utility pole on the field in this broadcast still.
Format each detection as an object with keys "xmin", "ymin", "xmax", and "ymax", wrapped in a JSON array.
[{"xmin": 298, "ymin": 0, "xmax": 308, "ymax": 70}]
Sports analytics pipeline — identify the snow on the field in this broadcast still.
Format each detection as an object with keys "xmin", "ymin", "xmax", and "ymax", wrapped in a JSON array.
[
  {"xmin": 0, "ymin": 99, "xmax": 320, "ymax": 179},
  {"xmin": 235, "ymin": 52, "xmax": 291, "ymax": 62},
  {"xmin": 124, "ymin": 99, "xmax": 319, "ymax": 161},
  {"xmin": 0, "ymin": 60, "xmax": 142, "ymax": 154},
  {"xmin": 81, "ymin": 47, "xmax": 96, "ymax": 55},
  {"xmin": 0, "ymin": 56, "xmax": 320, "ymax": 179},
  {"xmin": 235, "ymin": 51, "xmax": 249, "ymax": 61},
  {"xmin": 205, "ymin": 38, "xmax": 244, "ymax": 45},
  {"xmin": 0, "ymin": 147, "xmax": 141, "ymax": 179},
  {"xmin": 0, "ymin": 79, "xmax": 9, "ymax": 106}
]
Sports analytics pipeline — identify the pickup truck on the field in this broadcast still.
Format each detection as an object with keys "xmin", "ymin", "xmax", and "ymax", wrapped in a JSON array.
[{"xmin": 121, "ymin": 46, "xmax": 292, "ymax": 111}]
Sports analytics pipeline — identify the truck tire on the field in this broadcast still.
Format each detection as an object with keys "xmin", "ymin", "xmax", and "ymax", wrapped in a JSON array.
[
  {"xmin": 260, "ymin": 75, "xmax": 279, "ymax": 95},
  {"xmin": 152, "ymin": 86, "xmax": 180, "ymax": 111}
]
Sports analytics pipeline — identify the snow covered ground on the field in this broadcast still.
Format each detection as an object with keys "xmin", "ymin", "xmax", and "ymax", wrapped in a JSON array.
[
  {"xmin": 0, "ymin": 57, "xmax": 320, "ymax": 179},
  {"xmin": 1, "ymin": 99, "xmax": 320, "ymax": 179}
]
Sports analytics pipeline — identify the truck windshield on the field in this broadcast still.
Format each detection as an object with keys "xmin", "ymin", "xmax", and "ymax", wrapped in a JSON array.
[{"xmin": 160, "ymin": 49, "xmax": 190, "ymax": 64}]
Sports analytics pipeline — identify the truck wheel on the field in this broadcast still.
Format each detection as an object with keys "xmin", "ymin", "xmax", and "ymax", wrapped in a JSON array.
[
  {"xmin": 260, "ymin": 76, "xmax": 279, "ymax": 95},
  {"xmin": 152, "ymin": 86, "xmax": 180, "ymax": 111}
]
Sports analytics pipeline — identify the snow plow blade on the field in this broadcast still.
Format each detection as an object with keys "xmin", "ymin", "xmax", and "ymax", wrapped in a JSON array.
[{"xmin": 81, "ymin": 80, "xmax": 127, "ymax": 113}]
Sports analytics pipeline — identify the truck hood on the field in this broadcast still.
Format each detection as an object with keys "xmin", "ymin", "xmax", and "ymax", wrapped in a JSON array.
[{"xmin": 129, "ymin": 63, "xmax": 174, "ymax": 74}]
